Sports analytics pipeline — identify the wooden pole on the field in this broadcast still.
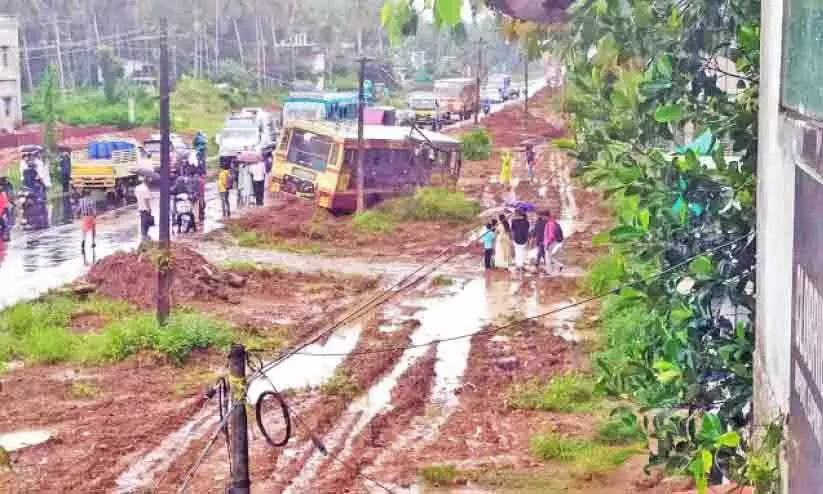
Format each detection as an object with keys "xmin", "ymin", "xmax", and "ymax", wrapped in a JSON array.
[
  {"xmin": 524, "ymin": 54, "xmax": 529, "ymax": 115},
  {"xmin": 20, "ymin": 28, "xmax": 33, "ymax": 92},
  {"xmin": 474, "ymin": 38, "xmax": 482, "ymax": 124},
  {"xmin": 227, "ymin": 344, "xmax": 251, "ymax": 494},
  {"xmin": 157, "ymin": 18, "xmax": 171, "ymax": 325},
  {"xmin": 356, "ymin": 56, "xmax": 367, "ymax": 212}
]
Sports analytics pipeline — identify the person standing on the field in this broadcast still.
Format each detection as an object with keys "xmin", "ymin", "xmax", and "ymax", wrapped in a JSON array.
[
  {"xmin": 499, "ymin": 151, "xmax": 512, "ymax": 186},
  {"xmin": 237, "ymin": 162, "xmax": 253, "ymax": 208},
  {"xmin": 194, "ymin": 131, "xmax": 207, "ymax": 175},
  {"xmin": 250, "ymin": 158, "xmax": 266, "ymax": 207},
  {"xmin": 510, "ymin": 209, "xmax": 531, "ymax": 273},
  {"xmin": 218, "ymin": 165, "xmax": 232, "ymax": 218},
  {"xmin": 494, "ymin": 213, "xmax": 513, "ymax": 269},
  {"xmin": 525, "ymin": 144, "xmax": 536, "ymax": 183},
  {"xmin": 480, "ymin": 223, "xmax": 496, "ymax": 270},
  {"xmin": 75, "ymin": 189, "xmax": 96, "ymax": 252},
  {"xmin": 135, "ymin": 177, "xmax": 153, "ymax": 241},
  {"xmin": 59, "ymin": 148, "xmax": 72, "ymax": 194},
  {"xmin": 533, "ymin": 211, "xmax": 548, "ymax": 270},
  {"xmin": 544, "ymin": 211, "xmax": 566, "ymax": 274}
]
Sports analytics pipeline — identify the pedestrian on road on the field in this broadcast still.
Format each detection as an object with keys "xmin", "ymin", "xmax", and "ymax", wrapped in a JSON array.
[
  {"xmin": 500, "ymin": 151, "xmax": 512, "ymax": 186},
  {"xmin": 218, "ymin": 165, "xmax": 232, "ymax": 218},
  {"xmin": 480, "ymin": 223, "xmax": 496, "ymax": 269},
  {"xmin": 525, "ymin": 144, "xmax": 536, "ymax": 183},
  {"xmin": 250, "ymin": 159, "xmax": 266, "ymax": 206},
  {"xmin": 533, "ymin": 211, "xmax": 548, "ymax": 269},
  {"xmin": 510, "ymin": 209, "xmax": 531, "ymax": 272},
  {"xmin": 237, "ymin": 162, "xmax": 253, "ymax": 208},
  {"xmin": 135, "ymin": 177, "xmax": 153, "ymax": 241},
  {"xmin": 59, "ymin": 148, "xmax": 72, "ymax": 194},
  {"xmin": 494, "ymin": 214, "xmax": 512, "ymax": 269},
  {"xmin": 543, "ymin": 211, "xmax": 566, "ymax": 274},
  {"xmin": 75, "ymin": 189, "xmax": 96, "ymax": 253}
]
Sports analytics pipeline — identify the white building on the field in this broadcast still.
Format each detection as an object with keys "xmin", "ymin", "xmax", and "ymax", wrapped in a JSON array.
[{"xmin": 0, "ymin": 16, "xmax": 21, "ymax": 131}]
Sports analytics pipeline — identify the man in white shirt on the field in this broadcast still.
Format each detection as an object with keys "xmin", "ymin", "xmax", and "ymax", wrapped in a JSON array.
[
  {"xmin": 249, "ymin": 160, "xmax": 266, "ymax": 206},
  {"xmin": 134, "ymin": 178, "xmax": 153, "ymax": 240}
]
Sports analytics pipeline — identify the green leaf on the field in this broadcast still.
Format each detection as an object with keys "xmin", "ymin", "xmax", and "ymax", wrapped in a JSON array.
[
  {"xmin": 654, "ymin": 103, "xmax": 682, "ymax": 123},
  {"xmin": 434, "ymin": 0, "xmax": 462, "ymax": 27},
  {"xmin": 638, "ymin": 208, "xmax": 650, "ymax": 230},
  {"xmin": 609, "ymin": 225, "xmax": 644, "ymax": 242},
  {"xmin": 655, "ymin": 54, "xmax": 673, "ymax": 79},
  {"xmin": 671, "ymin": 305, "xmax": 693, "ymax": 325},
  {"xmin": 592, "ymin": 231, "xmax": 611, "ymax": 246},
  {"xmin": 699, "ymin": 413, "xmax": 722, "ymax": 442},
  {"xmin": 553, "ymin": 138, "xmax": 576, "ymax": 150},
  {"xmin": 714, "ymin": 431, "xmax": 741, "ymax": 449},
  {"xmin": 653, "ymin": 360, "xmax": 682, "ymax": 384},
  {"xmin": 689, "ymin": 256, "xmax": 713, "ymax": 279}
]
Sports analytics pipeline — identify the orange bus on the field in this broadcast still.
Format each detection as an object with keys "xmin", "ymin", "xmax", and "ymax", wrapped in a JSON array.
[{"xmin": 270, "ymin": 120, "xmax": 463, "ymax": 211}]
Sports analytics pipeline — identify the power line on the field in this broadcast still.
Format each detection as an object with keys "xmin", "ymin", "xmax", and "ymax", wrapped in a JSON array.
[{"xmin": 286, "ymin": 231, "xmax": 755, "ymax": 358}]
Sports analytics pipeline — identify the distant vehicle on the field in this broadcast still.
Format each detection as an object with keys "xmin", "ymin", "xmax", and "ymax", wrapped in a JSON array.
[
  {"xmin": 434, "ymin": 78, "xmax": 479, "ymax": 121},
  {"xmin": 364, "ymin": 106, "xmax": 416, "ymax": 126},
  {"xmin": 407, "ymin": 91, "xmax": 446, "ymax": 129},
  {"xmin": 488, "ymin": 73, "xmax": 512, "ymax": 100},
  {"xmin": 281, "ymin": 92, "xmax": 359, "ymax": 126},
  {"xmin": 71, "ymin": 137, "xmax": 144, "ymax": 201},
  {"xmin": 271, "ymin": 120, "xmax": 462, "ymax": 212},
  {"xmin": 216, "ymin": 110, "xmax": 278, "ymax": 166},
  {"xmin": 544, "ymin": 58, "xmax": 565, "ymax": 88},
  {"xmin": 481, "ymin": 86, "xmax": 505, "ymax": 104},
  {"xmin": 142, "ymin": 133, "xmax": 190, "ymax": 177}
]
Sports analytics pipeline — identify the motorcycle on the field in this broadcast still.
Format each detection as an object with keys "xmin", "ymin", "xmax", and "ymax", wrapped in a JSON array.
[
  {"xmin": 17, "ymin": 188, "xmax": 48, "ymax": 231},
  {"xmin": 173, "ymin": 192, "xmax": 196, "ymax": 234}
]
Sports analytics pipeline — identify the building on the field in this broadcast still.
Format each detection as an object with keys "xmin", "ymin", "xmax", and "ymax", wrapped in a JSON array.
[
  {"xmin": 0, "ymin": 16, "xmax": 21, "ymax": 131},
  {"xmin": 757, "ymin": 0, "xmax": 823, "ymax": 491}
]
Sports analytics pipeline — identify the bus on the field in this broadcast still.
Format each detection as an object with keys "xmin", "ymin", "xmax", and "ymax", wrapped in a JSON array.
[
  {"xmin": 281, "ymin": 92, "xmax": 359, "ymax": 126},
  {"xmin": 270, "ymin": 120, "xmax": 462, "ymax": 212}
]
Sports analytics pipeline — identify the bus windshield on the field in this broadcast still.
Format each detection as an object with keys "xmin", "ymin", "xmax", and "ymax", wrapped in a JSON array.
[
  {"xmin": 286, "ymin": 129, "xmax": 333, "ymax": 171},
  {"xmin": 409, "ymin": 97, "xmax": 436, "ymax": 110},
  {"xmin": 283, "ymin": 102, "xmax": 327, "ymax": 123}
]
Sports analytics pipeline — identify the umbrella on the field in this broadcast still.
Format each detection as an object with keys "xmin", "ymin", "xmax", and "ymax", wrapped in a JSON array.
[
  {"xmin": 237, "ymin": 151, "xmax": 263, "ymax": 163},
  {"xmin": 506, "ymin": 200, "xmax": 537, "ymax": 212},
  {"xmin": 134, "ymin": 167, "xmax": 161, "ymax": 182}
]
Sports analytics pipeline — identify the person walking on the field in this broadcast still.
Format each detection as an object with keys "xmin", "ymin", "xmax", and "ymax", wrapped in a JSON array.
[
  {"xmin": 544, "ymin": 211, "xmax": 566, "ymax": 274},
  {"xmin": 525, "ymin": 144, "xmax": 536, "ymax": 183},
  {"xmin": 479, "ymin": 223, "xmax": 496, "ymax": 269},
  {"xmin": 135, "ymin": 177, "xmax": 153, "ymax": 241},
  {"xmin": 499, "ymin": 151, "xmax": 513, "ymax": 186},
  {"xmin": 250, "ymin": 158, "xmax": 266, "ymax": 206},
  {"xmin": 75, "ymin": 189, "xmax": 96, "ymax": 252},
  {"xmin": 218, "ymin": 165, "xmax": 232, "ymax": 218},
  {"xmin": 193, "ymin": 131, "xmax": 207, "ymax": 175},
  {"xmin": 494, "ymin": 213, "xmax": 513, "ymax": 269},
  {"xmin": 510, "ymin": 209, "xmax": 531, "ymax": 273},
  {"xmin": 59, "ymin": 148, "xmax": 72, "ymax": 194},
  {"xmin": 533, "ymin": 211, "xmax": 548, "ymax": 270}
]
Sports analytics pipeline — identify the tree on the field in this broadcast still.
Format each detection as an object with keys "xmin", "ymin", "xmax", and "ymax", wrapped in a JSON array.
[
  {"xmin": 97, "ymin": 46, "xmax": 124, "ymax": 104},
  {"xmin": 41, "ymin": 64, "xmax": 58, "ymax": 156}
]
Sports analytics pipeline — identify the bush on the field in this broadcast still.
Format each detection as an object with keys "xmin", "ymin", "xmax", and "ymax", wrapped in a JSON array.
[
  {"xmin": 530, "ymin": 433, "xmax": 643, "ymax": 473},
  {"xmin": 596, "ymin": 410, "xmax": 646, "ymax": 445},
  {"xmin": 390, "ymin": 187, "xmax": 480, "ymax": 223},
  {"xmin": 460, "ymin": 129, "xmax": 492, "ymax": 161},
  {"xmin": 352, "ymin": 210, "xmax": 397, "ymax": 234},
  {"xmin": 320, "ymin": 369, "xmax": 361, "ymax": 400},
  {"xmin": 419, "ymin": 464, "xmax": 457, "ymax": 485},
  {"xmin": 507, "ymin": 373, "xmax": 599, "ymax": 413}
]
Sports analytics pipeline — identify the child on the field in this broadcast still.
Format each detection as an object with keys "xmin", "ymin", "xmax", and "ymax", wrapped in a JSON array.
[
  {"xmin": 480, "ymin": 223, "xmax": 496, "ymax": 269},
  {"xmin": 75, "ymin": 189, "xmax": 96, "ymax": 253}
]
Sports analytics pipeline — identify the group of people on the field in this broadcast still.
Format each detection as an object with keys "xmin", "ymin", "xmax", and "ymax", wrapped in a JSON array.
[
  {"xmin": 481, "ymin": 209, "xmax": 565, "ymax": 274},
  {"xmin": 217, "ymin": 154, "xmax": 270, "ymax": 219}
]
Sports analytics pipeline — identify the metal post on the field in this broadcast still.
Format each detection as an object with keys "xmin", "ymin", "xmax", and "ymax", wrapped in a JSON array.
[
  {"xmin": 227, "ymin": 344, "xmax": 251, "ymax": 494},
  {"xmin": 474, "ymin": 38, "xmax": 482, "ymax": 125},
  {"xmin": 157, "ymin": 18, "xmax": 171, "ymax": 325},
  {"xmin": 356, "ymin": 56, "xmax": 367, "ymax": 212}
]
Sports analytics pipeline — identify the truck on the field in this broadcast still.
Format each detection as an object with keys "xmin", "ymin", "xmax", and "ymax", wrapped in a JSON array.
[
  {"xmin": 407, "ymin": 91, "xmax": 447, "ymax": 129},
  {"xmin": 217, "ymin": 108, "xmax": 278, "ymax": 167},
  {"xmin": 488, "ymin": 73, "xmax": 513, "ymax": 100},
  {"xmin": 70, "ymin": 137, "xmax": 144, "ymax": 201},
  {"xmin": 433, "ymin": 78, "xmax": 478, "ymax": 121},
  {"xmin": 142, "ymin": 133, "xmax": 190, "ymax": 178}
]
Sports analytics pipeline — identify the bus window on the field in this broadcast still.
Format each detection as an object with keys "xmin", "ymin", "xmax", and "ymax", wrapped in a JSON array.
[{"xmin": 287, "ymin": 129, "xmax": 333, "ymax": 171}]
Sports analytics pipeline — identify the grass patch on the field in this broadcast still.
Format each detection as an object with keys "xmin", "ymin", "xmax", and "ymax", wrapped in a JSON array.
[
  {"xmin": 529, "ymin": 433, "xmax": 644, "ymax": 475},
  {"xmin": 419, "ymin": 464, "xmax": 457, "ymax": 485},
  {"xmin": 233, "ymin": 228, "xmax": 323, "ymax": 255},
  {"xmin": 595, "ymin": 410, "xmax": 646, "ymax": 445},
  {"xmin": 0, "ymin": 296, "xmax": 233, "ymax": 366},
  {"xmin": 220, "ymin": 260, "xmax": 285, "ymax": 274},
  {"xmin": 507, "ymin": 373, "xmax": 601, "ymax": 413},
  {"xmin": 431, "ymin": 275, "xmax": 455, "ymax": 287},
  {"xmin": 352, "ymin": 187, "xmax": 480, "ymax": 234},
  {"xmin": 241, "ymin": 325, "xmax": 289, "ymax": 353},
  {"xmin": 320, "ymin": 368, "xmax": 361, "ymax": 400},
  {"xmin": 170, "ymin": 367, "xmax": 220, "ymax": 396},
  {"xmin": 352, "ymin": 210, "xmax": 397, "ymax": 234},
  {"xmin": 70, "ymin": 381, "xmax": 102, "ymax": 399}
]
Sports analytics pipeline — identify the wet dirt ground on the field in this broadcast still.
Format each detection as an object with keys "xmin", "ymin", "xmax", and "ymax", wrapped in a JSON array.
[{"xmin": 0, "ymin": 87, "xmax": 660, "ymax": 493}]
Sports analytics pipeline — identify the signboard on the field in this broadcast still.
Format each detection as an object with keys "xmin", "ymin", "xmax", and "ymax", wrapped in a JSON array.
[{"xmin": 790, "ymin": 165, "xmax": 823, "ymax": 492}]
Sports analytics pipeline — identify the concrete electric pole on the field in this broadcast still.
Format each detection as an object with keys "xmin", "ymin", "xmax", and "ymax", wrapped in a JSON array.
[
  {"xmin": 157, "ymin": 18, "xmax": 171, "ymax": 325},
  {"xmin": 356, "ymin": 56, "xmax": 372, "ymax": 212}
]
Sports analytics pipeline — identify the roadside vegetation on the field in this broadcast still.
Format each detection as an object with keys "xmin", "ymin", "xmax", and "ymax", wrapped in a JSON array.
[
  {"xmin": 506, "ymin": 373, "xmax": 601, "ymax": 413},
  {"xmin": 0, "ymin": 295, "xmax": 234, "ymax": 366},
  {"xmin": 459, "ymin": 128, "xmax": 492, "ymax": 161},
  {"xmin": 353, "ymin": 187, "xmax": 480, "ymax": 234}
]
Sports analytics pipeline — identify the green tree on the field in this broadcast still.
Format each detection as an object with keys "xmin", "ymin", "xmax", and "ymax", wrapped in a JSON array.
[
  {"xmin": 41, "ymin": 65, "xmax": 59, "ymax": 156},
  {"xmin": 97, "ymin": 46, "xmax": 124, "ymax": 104}
]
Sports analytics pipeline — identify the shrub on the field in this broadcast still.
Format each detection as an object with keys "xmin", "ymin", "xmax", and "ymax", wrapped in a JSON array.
[
  {"xmin": 352, "ymin": 210, "xmax": 397, "ymax": 234},
  {"xmin": 530, "ymin": 433, "xmax": 643, "ymax": 474},
  {"xmin": 18, "ymin": 326, "xmax": 75, "ymax": 364},
  {"xmin": 390, "ymin": 187, "xmax": 480, "ymax": 223},
  {"xmin": 596, "ymin": 410, "xmax": 646, "ymax": 445},
  {"xmin": 320, "ymin": 369, "xmax": 361, "ymax": 400},
  {"xmin": 460, "ymin": 128, "xmax": 492, "ymax": 160},
  {"xmin": 151, "ymin": 313, "xmax": 233, "ymax": 364},
  {"xmin": 507, "ymin": 373, "xmax": 599, "ymax": 413}
]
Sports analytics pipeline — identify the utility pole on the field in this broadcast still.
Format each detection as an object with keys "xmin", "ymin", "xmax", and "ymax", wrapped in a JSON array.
[
  {"xmin": 227, "ymin": 344, "xmax": 251, "ymax": 494},
  {"xmin": 356, "ymin": 56, "xmax": 371, "ymax": 212},
  {"xmin": 157, "ymin": 18, "xmax": 171, "ymax": 325},
  {"xmin": 524, "ymin": 54, "xmax": 529, "ymax": 115},
  {"xmin": 474, "ymin": 38, "xmax": 483, "ymax": 125}
]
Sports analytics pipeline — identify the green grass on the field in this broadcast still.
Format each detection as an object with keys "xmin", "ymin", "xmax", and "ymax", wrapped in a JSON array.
[
  {"xmin": 352, "ymin": 187, "xmax": 481, "ymax": 235},
  {"xmin": 529, "ymin": 433, "xmax": 644, "ymax": 474},
  {"xmin": 595, "ymin": 411, "xmax": 646, "ymax": 445},
  {"xmin": 0, "ymin": 296, "xmax": 233, "ymax": 366},
  {"xmin": 431, "ymin": 275, "xmax": 455, "ymax": 287},
  {"xmin": 320, "ymin": 368, "xmax": 361, "ymax": 400},
  {"xmin": 70, "ymin": 381, "xmax": 102, "ymax": 399},
  {"xmin": 220, "ymin": 260, "xmax": 285, "ymax": 274},
  {"xmin": 419, "ymin": 464, "xmax": 458, "ymax": 485},
  {"xmin": 233, "ymin": 228, "xmax": 323, "ymax": 255},
  {"xmin": 507, "ymin": 374, "xmax": 601, "ymax": 413}
]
